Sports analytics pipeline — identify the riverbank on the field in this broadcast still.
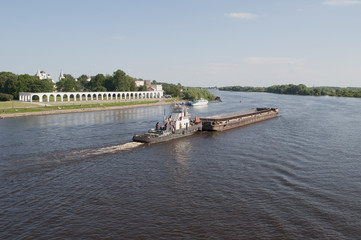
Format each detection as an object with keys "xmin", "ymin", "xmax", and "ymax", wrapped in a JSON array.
[
  {"xmin": 219, "ymin": 85, "xmax": 361, "ymax": 98},
  {"xmin": 0, "ymin": 100, "xmax": 173, "ymax": 119}
]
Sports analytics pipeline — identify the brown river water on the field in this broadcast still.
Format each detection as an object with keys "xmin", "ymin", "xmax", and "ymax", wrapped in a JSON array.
[{"xmin": 1, "ymin": 90, "xmax": 361, "ymax": 239}]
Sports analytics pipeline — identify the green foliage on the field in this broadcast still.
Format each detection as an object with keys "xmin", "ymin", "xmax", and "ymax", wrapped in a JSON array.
[
  {"xmin": 0, "ymin": 72, "xmax": 18, "ymax": 96},
  {"xmin": 335, "ymin": 89, "xmax": 356, "ymax": 97},
  {"xmin": 77, "ymin": 74, "xmax": 90, "ymax": 91},
  {"xmin": 0, "ymin": 69, "xmax": 142, "ymax": 97},
  {"xmin": 161, "ymin": 82, "xmax": 216, "ymax": 100},
  {"xmin": 113, "ymin": 70, "xmax": 129, "ymax": 91},
  {"xmin": 89, "ymin": 74, "xmax": 106, "ymax": 91},
  {"xmin": 161, "ymin": 82, "xmax": 181, "ymax": 97},
  {"xmin": 112, "ymin": 70, "xmax": 136, "ymax": 91},
  {"xmin": 138, "ymin": 85, "xmax": 148, "ymax": 91},
  {"xmin": 103, "ymin": 75, "xmax": 114, "ymax": 91},
  {"xmin": 2, "ymin": 69, "xmax": 213, "ymax": 101},
  {"xmin": 93, "ymin": 86, "xmax": 107, "ymax": 92},
  {"xmin": 87, "ymin": 70, "xmax": 136, "ymax": 92},
  {"xmin": 17, "ymin": 74, "xmax": 34, "ymax": 93},
  {"xmin": 0, "ymin": 72, "xmax": 54, "ymax": 98},
  {"xmin": 0, "ymin": 93, "xmax": 14, "ymax": 101},
  {"xmin": 56, "ymin": 74, "xmax": 81, "ymax": 92},
  {"xmin": 219, "ymin": 86, "xmax": 265, "ymax": 92},
  {"xmin": 32, "ymin": 78, "xmax": 54, "ymax": 93},
  {"xmin": 182, "ymin": 87, "xmax": 216, "ymax": 101},
  {"xmin": 219, "ymin": 84, "xmax": 361, "ymax": 98}
]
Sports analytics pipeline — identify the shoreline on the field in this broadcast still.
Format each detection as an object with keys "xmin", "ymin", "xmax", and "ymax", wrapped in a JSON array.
[{"xmin": 0, "ymin": 101, "xmax": 173, "ymax": 119}]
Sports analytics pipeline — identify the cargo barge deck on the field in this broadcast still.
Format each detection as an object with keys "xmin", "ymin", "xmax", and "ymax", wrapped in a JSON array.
[
  {"xmin": 133, "ymin": 107, "xmax": 279, "ymax": 144},
  {"xmin": 200, "ymin": 108, "xmax": 279, "ymax": 131}
]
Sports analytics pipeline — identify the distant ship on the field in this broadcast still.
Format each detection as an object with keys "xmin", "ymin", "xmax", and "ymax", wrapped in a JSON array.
[{"xmin": 191, "ymin": 98, "xmax": 208, "ymax": 106}]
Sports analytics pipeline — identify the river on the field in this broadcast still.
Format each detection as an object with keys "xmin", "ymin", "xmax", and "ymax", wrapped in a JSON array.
[{"xmin": 1, "ymin": 90, "xmax": 361, "ymax": 239}]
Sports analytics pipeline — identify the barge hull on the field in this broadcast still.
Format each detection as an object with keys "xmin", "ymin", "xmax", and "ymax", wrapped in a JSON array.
[
  {"xmin": 201, "ymin": 108, "xmax": 279, "ymax": 131},
  {"xmin": 133, "ymin": 124, "xmax": 202, "ymax": 144}
]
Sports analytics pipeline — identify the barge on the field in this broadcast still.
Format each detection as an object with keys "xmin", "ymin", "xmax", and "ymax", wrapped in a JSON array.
[
  {"xmin": 200, "ymin": 108, "xmax": 279, "ymax": 131},
  {"xmin": 133, "ymin": 104, "xmax": 202, "ymax": 144}
]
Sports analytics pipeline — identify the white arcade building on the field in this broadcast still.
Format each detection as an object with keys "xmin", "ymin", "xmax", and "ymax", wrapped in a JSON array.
[{"xmin": 19, "ymin": 91, "xmax": 163, "ymax": 103}]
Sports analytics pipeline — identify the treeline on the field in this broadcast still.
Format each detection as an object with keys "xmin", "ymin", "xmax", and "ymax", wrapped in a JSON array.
[
  {"xmin": 160, "ymin": 82, "xmax": 216, "ymax": 101},
  {"xmin": 56, "ymin": 70, "xmax": 141, "ymax": 92},
  {"xmin": 0, "ymin": 69, "xmax": 216, "ymax": 101},
  {"xmin": 0, "ymin": 72, "xmax": 54, "ymax": 99},
  {"xmin": 0, "ymin": 69, "xmax": 151, "ymax": 101},
  {"xmin": 219, "ymin": 84, "xmax": 361, "ymax": 98}
]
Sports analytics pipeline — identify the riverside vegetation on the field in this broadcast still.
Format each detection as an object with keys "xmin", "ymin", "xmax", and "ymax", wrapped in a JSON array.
[
  {"xmin": 219, "ymin": 84, "xmax": 361, "ymax": 98},
  {"xmin": 0, "ymin": 69, "xmax": 216, "ymax": 115},
  {"xmin": 0, "ymin": 69, "xmax": 215, "ymax": 102}
]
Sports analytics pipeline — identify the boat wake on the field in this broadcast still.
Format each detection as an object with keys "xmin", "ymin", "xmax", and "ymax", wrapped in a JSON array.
[
  {"xmin": 2, "ymin": 142, "xmax": 145, "ymax": 178},
  {"xmin": 78, "ymin": 142, "xmax": 145, "ymax": 157}
]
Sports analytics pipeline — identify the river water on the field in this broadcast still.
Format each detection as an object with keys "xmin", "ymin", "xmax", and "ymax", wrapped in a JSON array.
[{"xmin": 1, "ymin": 90, "xmax": 361, "ymax": 239}]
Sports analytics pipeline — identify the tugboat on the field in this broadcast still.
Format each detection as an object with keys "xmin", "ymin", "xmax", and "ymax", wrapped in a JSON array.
[{"xmin": 133, "ymin": 104, "xmax": 203, "ymax": 144}]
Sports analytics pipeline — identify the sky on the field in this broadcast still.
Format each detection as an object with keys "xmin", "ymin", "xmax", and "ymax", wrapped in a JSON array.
[{"xmin": 1, "ymin": 0, "xmax": 361, "ymax": 87}]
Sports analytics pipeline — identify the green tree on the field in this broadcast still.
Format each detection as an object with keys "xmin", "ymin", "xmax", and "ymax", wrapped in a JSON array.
[
  {"xmin": 354, "ymin": 89, "xmax": 361, "ymax": 98},
  {"xmin": 56, "ymin": 74, "xmax": 80, "ymax": 92},
  {"xmin": 138, "ymin": 85, "xmax": 148, "ymax": 91},
  {"xmin": 32, "ymin": 78, "xmax": 54, "ymax": 93},
  {"xmin": 0, "ymin": 72, "xmax": 17, "ymax": 96},
  {"xmin": 103, "ymin": 75, "xmax": 115, "ymax": 91},
  {"xmin": 129, "ymin": 76, "xmax": 136, "ymax": 91},
  {"xmin": 161, "ymin": 82, "xmax": 181, "ymax": 97},
  {"xmin": 182, "ymin": 87, "xmax": 216, "ymax": 100},
  {"xmin": 77, "ymin": 74, "xmax": 90, "ymax": 91},
  {"xmin": 89, "ymin": 74, "xmax": 106, "ymax": 91},
  {"xmin": 297, "ymin": 84, "xmax": 310, "ymax": 95},
  {"xmin": 113, "ymin": 70, "xmax": 128, "ymax": 91},
  {"xmin": 17, "ymin": 74, "xmax": 36, "ymax": 93},
  {"xmin": 111, "ymin": 70, "xmax": 136, "ymax": 91},
  {"xmin": 221, "ymin": 84, "xmax": 361, "ymax": 98}
]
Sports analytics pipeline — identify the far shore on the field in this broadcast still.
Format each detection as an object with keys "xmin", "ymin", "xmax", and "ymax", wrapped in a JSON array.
[{"xmin": 0, "ymin": 100, "xmax": 174, "ymax": 119}]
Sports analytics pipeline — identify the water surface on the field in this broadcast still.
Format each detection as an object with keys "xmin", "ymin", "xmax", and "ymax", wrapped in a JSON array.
[{"xmin": 1, "ymin": 91, "xmax": 361, "ymax": 239}]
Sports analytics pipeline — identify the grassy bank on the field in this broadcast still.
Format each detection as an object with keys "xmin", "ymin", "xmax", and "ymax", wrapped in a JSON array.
[
  {"xmin": 0, "ymin": 100, "xmax": 163, "ymax": 115},
  {"xmin": 0, "ymin": 101, "xmax": 40, "ymax": 108}
]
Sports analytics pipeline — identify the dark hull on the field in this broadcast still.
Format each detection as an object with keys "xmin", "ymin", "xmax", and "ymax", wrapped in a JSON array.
[
  {"xmin": 133, "ymin": 124, "xmax": 202, "ymax": 144},
  {"xmin": 201, "ymin": 108, "xmax": 279, "ymax": 131}
]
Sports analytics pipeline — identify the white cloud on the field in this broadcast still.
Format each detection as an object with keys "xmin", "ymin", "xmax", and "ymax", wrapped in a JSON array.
[
  {"xmin": 225, "ymin": 12, "xmax": 259, "ymax": 20},
  {"xmin": 245, "ymin": 57, "xmax": 305, "ymax": 65},
  {"xmin": 322, "ymin": 0, "xmax": 361, "ymax": 6}
]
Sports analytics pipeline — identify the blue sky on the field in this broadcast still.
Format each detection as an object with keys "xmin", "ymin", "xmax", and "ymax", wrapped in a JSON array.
[{"xmin": 1, "ymin": 0, "xmax": 361, "ymax": 87}]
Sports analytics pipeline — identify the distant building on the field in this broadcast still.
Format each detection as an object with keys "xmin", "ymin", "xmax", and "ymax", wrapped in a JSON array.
[
  {"xmin": 35, "ymin": 70, "xmax": 52, "ymax": 80},
  {"xmin": 144, "ymin": 80, "xmax": 151, "ymax": 87},
  {"xmin": 150, "ymin": 84, "xmax": 162, "ymax": 91},
  {"xmin": 35, "ymin": 70, "xmax": 56, "ymax": 92},
  {"xmin": 135, "ymin": 79, "xmax": 162, "ymax": 91},
  {"xmin": 59, "ymin": 69, "xmax": 65, "ymax": 81},
  {"xmin": 147, "ymin": 84, "xmax": 162, "ymax": 91},
  {"xmin": 135, "ymin": 80, "xmax": 144, "ymax": 87}
]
